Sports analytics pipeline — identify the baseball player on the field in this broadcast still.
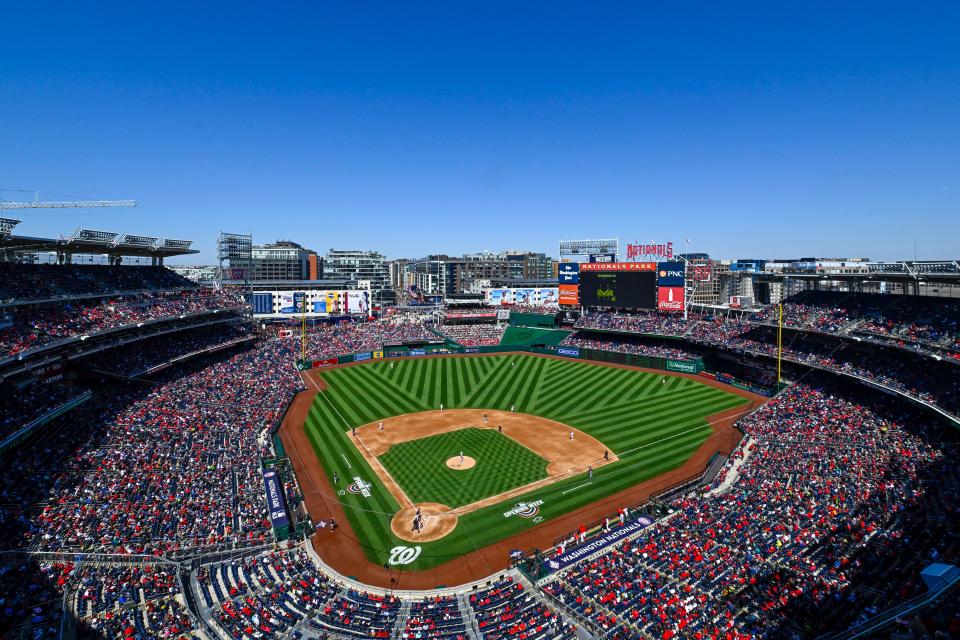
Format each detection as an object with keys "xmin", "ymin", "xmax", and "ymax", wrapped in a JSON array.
[
  {"xmin": 333, "ymin": 472, "xmax": 339, "ymax": 485},
  {"xmin": 604, "ymin": 449, "xmax": 609, "ymax": 461},
  {"xmin": 569, "ymin": 431, "xmax": 574, "ymax": 441},
  {"xmin": 498, "ymin": 425, "xmax": 503, "ymax": 434},
  {"xmin": 588, "ymin": 465, "xmax": 593, "ymax": 479},
  {"xmin": 440, "ymin": 403, "xmax": 444, "ymax": 412},
  {"xmin": 378, "ymin": 421, "xmax": 384, "ymax": 431},
  {"xmin": 459, "ymin": 450, "xmax": 464, "ymax": 465}
]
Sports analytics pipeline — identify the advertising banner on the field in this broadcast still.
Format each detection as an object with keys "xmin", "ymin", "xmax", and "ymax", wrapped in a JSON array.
[
  {"xmin": 292, "ymin": 292, "xmax": 306, "ymax": 313},
  {"xmin": 312, "ymin": 357, "xmax": 338, "ymax": 368},
  {"xmin": 485, "ymin": 288, "xmax": 560, "ymax": 306},
  {"xmin": 496, "ymin": 309, "xmax": 511, "ymax": 321},
  {"xmin": 373, "ymin": 351, "xmax": 384, "ymax": 359},
  {"xmin": 353, "ymin": 352, "xmax": 372, "ymax": 362},
  {"xmin": 347, "ymin": 290, "xmax": 371, "ymax": 315},
  {"xmin": 692, "ymin": 264, "xmax": 712, "ymax": 282},
  {"xmin": 279, "ymin": 292, "xmax": 295, "ymax": 314},
  {"xmin": 558, "ymin": 262, "xmax": 580, "ymax": 284},
  {"xmin": 488, "ymin": 289, "xmax": 509, "ymax": 305},
  {"xmin": 589, "ymin": 253, "xmax": 617, "ymax": 263},
  {"xmin": 580, "ymin": 262, "xmax": 656, "ymax": 272},
  {"xmin": 656, "ymin": 261, "xmax": 685, "ymax": 287},
  {"xmin": 657, "ymin": 286, "xmax": 685, "ymax": 312},
  {"xmin": 262, "ymin": 470, "xmax": 290, "ymax": 529},
  {"xmin": 666, "ymin": 359, "xmax": 698, "ymax": 373},
  {"xmin": 251, "ymin": 292, "xmax": 273, "ymax": 315},
  {"xmin": 312, "ymin": 300, "xmax": 327, "ymax": 314},
  {"xmin": 409, "ymin": 348, "xmax": 426, "ymax": 356},
  {"xmin": 557, "ymin": 347, "xmax": 581, "ymax": 358},
  {"xmin": 559, "ymin": 284, "xmax": 579, "ymax": 305},
  {"xmin": 543, "ymin": 516, "xmax": 654, "ymax": 573},
  {"xmin": 464, "ymin": 347, "xmax": 480, "ymax": 354}
]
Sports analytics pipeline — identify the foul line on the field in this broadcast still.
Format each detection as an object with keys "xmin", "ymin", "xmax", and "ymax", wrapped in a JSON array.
[
  {"xmin": 562, "ymin": 481, "xmax": 592, "ymax": 495},
  {"xmin": 315, "ymin": 386, "xmax": 415, "ymax": 510},
  {"xmin": 339, "ymin": 454, "xmax": 352, "ymax": 469}
]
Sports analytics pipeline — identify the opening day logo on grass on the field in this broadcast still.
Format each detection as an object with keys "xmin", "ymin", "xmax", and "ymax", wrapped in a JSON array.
[
  {"xmin": 347, "ymin": 477, "xmax": 372, "ymax": 497},
  {"xmin": 503, "ymin": 500, "xmax": 544, "ymax": 519}
]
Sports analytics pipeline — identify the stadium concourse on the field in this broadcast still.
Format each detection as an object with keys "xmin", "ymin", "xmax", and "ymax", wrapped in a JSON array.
[{"xmin": 0, "ymin": 264, "xmax": 957, "ymax": 639}]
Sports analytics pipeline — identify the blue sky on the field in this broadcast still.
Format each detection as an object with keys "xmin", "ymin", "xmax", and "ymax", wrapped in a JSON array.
[{"xmin": 2, "ymin": 2, "xmax": 957, "ymax": 263}]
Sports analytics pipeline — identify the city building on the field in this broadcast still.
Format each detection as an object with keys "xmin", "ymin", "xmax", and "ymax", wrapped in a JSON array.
[
  {"xmin": 408, "ymin": 251, "xmax": 555, "ymax": 297},
  {"xmin": 250, "ymin": 241, "xmax": 317, "ymax": 281},
  {"xmin": 324, "ymin": 249, "xmax": 393, "ymax": 305}
]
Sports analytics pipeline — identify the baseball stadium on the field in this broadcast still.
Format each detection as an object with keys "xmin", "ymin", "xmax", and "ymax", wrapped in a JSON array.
[
  {"xmin": 4, "ymin": 5, "xmax": 960, "ymax": 638},
  {"xmin": 1, "ymin": 223, "xmax": 959, "ymax": 640}
]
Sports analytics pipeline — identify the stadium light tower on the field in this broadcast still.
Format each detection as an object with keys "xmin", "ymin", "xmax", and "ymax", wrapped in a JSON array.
[{"xmin": 0, "ymin": 189, "xmax": 136, "ymax": 211}]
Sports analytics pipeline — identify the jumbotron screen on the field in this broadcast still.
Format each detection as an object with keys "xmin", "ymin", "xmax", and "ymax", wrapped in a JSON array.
[{"xmin": 579, "ymin": 271, "xmax": 656, "ymax": 308}]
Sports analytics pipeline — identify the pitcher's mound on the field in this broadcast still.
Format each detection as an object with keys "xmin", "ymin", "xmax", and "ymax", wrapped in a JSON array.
[
  {"xmin": 391, "ymin": 503, "xmax": 458, "ymax": 542},
  {"xmin": 446, "ymin": 456, "xmax": 476, "ymax": 470}
]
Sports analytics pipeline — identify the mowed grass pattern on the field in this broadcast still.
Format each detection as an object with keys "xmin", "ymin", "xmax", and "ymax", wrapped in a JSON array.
[
  {"xmin": 303, "ymin": 354, "xmax": 751, "ymax": 571},
  {"xmin": 379, "ymin": 427, "xmax": 548, "ymax": 508}
]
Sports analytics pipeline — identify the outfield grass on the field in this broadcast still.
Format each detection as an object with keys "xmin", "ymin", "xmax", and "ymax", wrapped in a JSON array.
[
  {"xmin": 379, "ymin": 427, "xmax": 548, "ymax": 508},
  {"xmin": 302, "ymin": 353, "xmax": 749, "ymax": 571}
]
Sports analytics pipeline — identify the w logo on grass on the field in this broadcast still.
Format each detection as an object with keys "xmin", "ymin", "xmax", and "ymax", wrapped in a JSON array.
[
  {"xmin": 503, "ymin": 499, "xmax": 544, "ymax": 519},
  {"xmin": 388, "ymin": 546, "xmax": 421, "ymax": 565}
]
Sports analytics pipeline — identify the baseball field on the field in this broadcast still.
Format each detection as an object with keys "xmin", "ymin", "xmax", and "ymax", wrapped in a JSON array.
[{"xmin": 299, "ymin": 353, "xmax": 750, "ymax": 572}]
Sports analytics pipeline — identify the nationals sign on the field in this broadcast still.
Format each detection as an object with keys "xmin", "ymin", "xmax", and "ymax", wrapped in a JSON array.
[{"xmin": 627, "ymin": 242, "xmax": 674, "ymax": 260}]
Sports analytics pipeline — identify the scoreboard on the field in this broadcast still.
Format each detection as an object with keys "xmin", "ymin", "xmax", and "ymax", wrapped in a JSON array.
[{"xmin": 579, "ymin": 271, "xmax": 656, "ymax": 308}]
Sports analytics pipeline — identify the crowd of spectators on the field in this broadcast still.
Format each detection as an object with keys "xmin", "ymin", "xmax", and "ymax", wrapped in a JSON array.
[
  {"xmin": 470, "ymin": 577, "xmax": 576, "ymax": 640},
  {"xmin": 750, "ymin": 291, "xmax": 960, "ymax": 358},
  {"xmin": 0, "ymin": 378, "xmax": 89, "ymax": 442},
  {"xmin": 0, "ymin": 289, "xmax": 245, "ymax": 358},
  {"xmin": 560, "ymin": 335, "xmax": 698, "ymax": 361},
  {"xmin": 0, "ymin": 264, "xmax": 195, "ymax": 302},
  {"xmin": 502, "ymin": 304, "xmax": 558, "ymax": 315},
  {"xmin": 1, "ymin": 285, "xmax": 958, "ymax": 639},
  {"xmin": 84, "ymin": 322, "xmax": 255, "ymax": 377},
  {"xmin": 1, "ymin": 338, "xmax": 302, "ymax": 557},
  {"xmin": 723, "ymin": 330, "xmax": 960, "ymax": 418},
  {"xmin": 304, "ymin": 317, "xmax": 437, "ymax": 359},
  {"xmin": 439, "ymin": 323, "xmax": 506, "ymax": 347},
  {"xmin": 543, "ymin": 378, "xmax": 959, "ymax": 638},
  {"xmin": 576, "ymin": 311, "xmax": 691, "ymax": 337}
]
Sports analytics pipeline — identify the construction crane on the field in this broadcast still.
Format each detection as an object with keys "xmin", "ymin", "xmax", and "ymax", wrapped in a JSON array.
[{"xmin": 0, "ymin": 190, "xmax": 136, "ymax": 210}]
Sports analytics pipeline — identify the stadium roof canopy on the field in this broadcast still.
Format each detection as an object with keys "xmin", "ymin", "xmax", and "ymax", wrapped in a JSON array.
[
  {"xmin": 756, "ymin": 261, "xmax": 960, "ymax": 285},
  {"xmin": 0, "ymin": 227, "xmax": 197, "ymax": 260}
]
